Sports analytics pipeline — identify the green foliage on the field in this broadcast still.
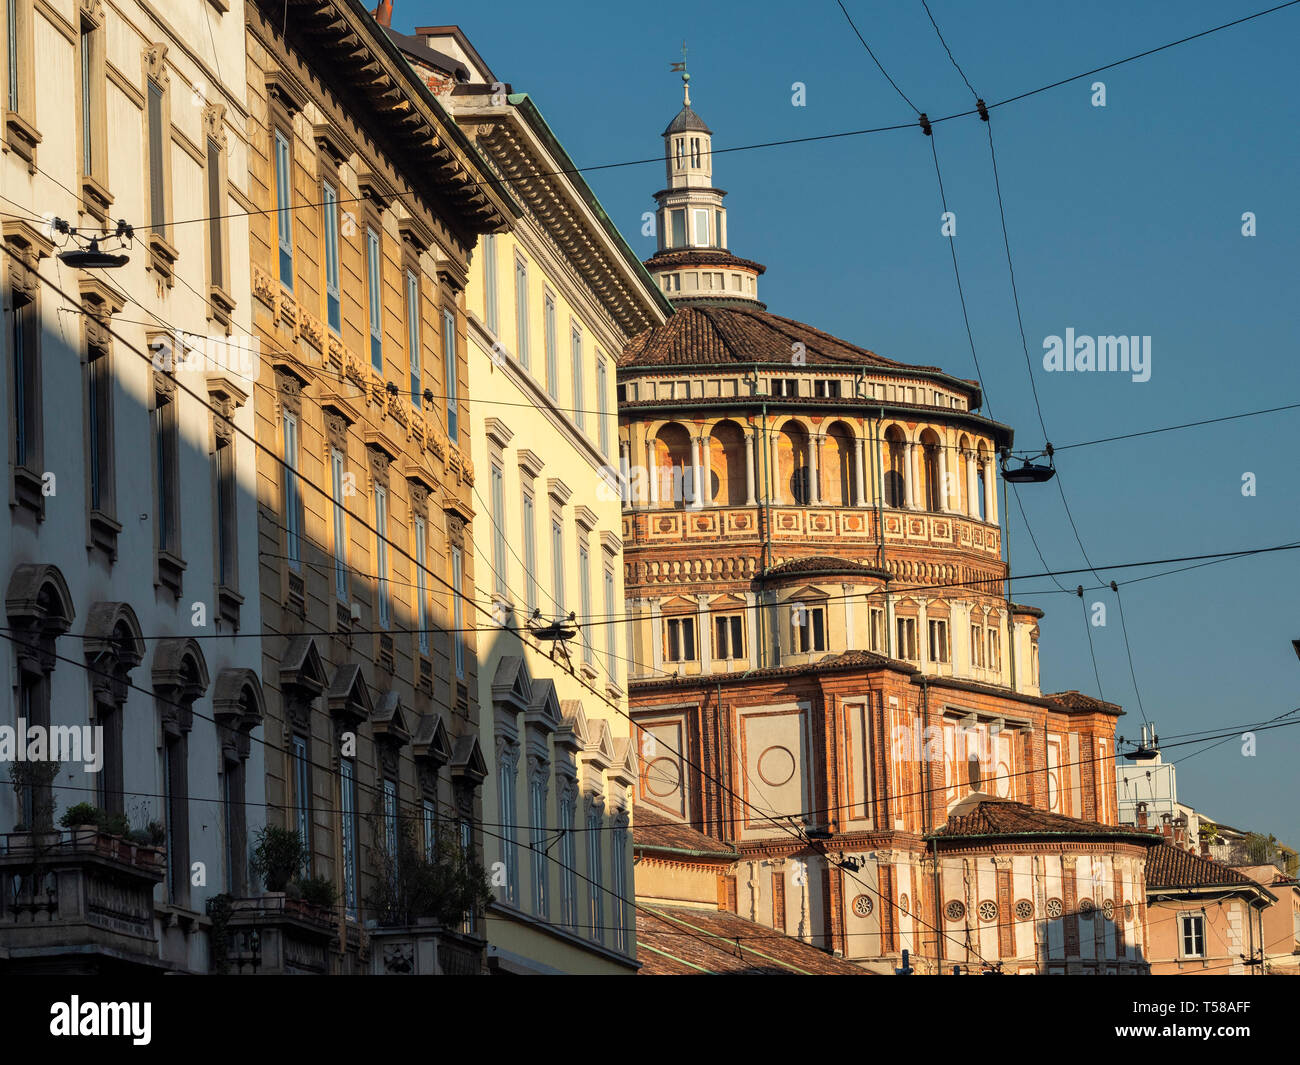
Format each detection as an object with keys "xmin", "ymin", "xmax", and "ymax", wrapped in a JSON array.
[
  {"xmin": 368, "ymin": 812, "xmax": 492, "ymax": 928},
  {"xmin": 206, "ymin": 893, "xmax": 234, "ymax": 974},
  {"xmin": 102, "ymin": 812, "xmax": 131, "ymax": 837},
  {"xmin": 1245, "ymin": 831, "xmax": 1279, "ymax": 864},
  {"xmin": 59, "ymin": 802, "xmax": 105, "ymax": 828},
  {"xmin": 250, "ymin": 824, "xmax": 308, "ymax": 892},
  {"xmin": 8, "ymin": 761, "xmax": 61, "ymax": 830},
  {"xmin": 294, "ymin": 874, "xmax": 338, "ymax": 909}
]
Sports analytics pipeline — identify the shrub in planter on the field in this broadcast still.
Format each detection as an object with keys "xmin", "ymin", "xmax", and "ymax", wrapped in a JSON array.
[
  {"xmin": 294, "ymin": 875, "xmax": 337, "ymax": 910},
  {"xmin": 250, "ymin": 825, "xmax": 307, "ymax": 892},
  {"xmin": 102, "ymin": 813, "xmax": 131, "ymax": 838},
  {"xmin": 145, "ymin": 820, "xmax": 166, "ymax": 846},
  {"xmin": 59, "ymin": 802, "xmax": 105, "ymax": 828}
]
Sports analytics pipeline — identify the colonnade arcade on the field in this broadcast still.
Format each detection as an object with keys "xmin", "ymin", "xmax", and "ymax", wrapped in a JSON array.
[{"xmin": 619, "ymin": 416, "xmax": 1000, "ymax": 523}]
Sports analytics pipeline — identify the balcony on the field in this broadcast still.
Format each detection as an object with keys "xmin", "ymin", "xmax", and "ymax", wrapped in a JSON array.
[
  {"xmin": 0, "ymin": 829, "xmax": 166, "ymax": 974},
  {"xmin": 368, "ymin": 920, "xmax": 486, "ymax": 975},
  {"xmin": 211, "ymin": 892, "xmax": 338, "ymax": 974}
]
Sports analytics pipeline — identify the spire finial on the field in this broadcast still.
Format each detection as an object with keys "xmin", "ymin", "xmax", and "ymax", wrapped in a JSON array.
[{"xmin": 671, "ymin": 42, "xmax": 690, "ymax": 107}]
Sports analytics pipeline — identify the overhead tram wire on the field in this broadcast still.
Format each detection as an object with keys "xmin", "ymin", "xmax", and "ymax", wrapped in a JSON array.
[{"xmin": 7, "ymin": 0, "xmax": 1291, "ymax": 239}]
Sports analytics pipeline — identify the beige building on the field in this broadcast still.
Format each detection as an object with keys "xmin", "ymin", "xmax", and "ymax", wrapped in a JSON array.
[
  {"xmin": 244, "ymin": 0, "xmax": 512, "ymax": 973},
  {"xmin": 382, "ymin": 21, "xmax": 672, "ymax": 973},
  {"xmin": 0, "ymin": 0, "xmax": 258, "ymax": 973}
]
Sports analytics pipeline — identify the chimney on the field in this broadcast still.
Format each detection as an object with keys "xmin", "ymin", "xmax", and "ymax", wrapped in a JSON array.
[
  {"xmin": 1161, "ymin": 812, "xmax": 1173, "ymax": 839},
  {"xmin": 371, "ymin": 1, "xmax": 393, "ymax": 28},
  {"xmin": 1173, "ymin": 815, "xmax": 1187, "ymax": 849},
  {"xmin": 1136, "ymin": 802, "xmax": 1148, "ymax": 830},
  {"xmin": 1200, "ymin": 832, "xmax": 1211, "ymax": 858}
]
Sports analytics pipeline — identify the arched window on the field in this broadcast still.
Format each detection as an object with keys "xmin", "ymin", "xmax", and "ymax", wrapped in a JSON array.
[
  {"xmin": 920, "ymin": 430, "xmax": 942, "ymax": 512},
  {"xmin": 653, "ymin": 423, "xmax": 692, "ymax": 508},
  {"xmin": 976, "ymin": 441, "xmax": 990, "ymax": 521},
  {"xmin": 885, "ymin": 427, "xmax": 907, "ymax": 508},
  {"xmin": 83, "ymin": 602, "xmax": 146, "ymax": 817},
  {"xmin": 777, "ymin": 421, "xmax": 809, "ymax": 504},
  {"xmin": 824, "ymin": 422, "xmax": 854, "ymax": 505},
  {"xmin": 708, "ymin": 420, "xmax": 746, "ymax": 505}
]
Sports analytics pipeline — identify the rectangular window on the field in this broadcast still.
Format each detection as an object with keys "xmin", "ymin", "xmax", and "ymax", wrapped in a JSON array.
[
  {"xmin": 274, "ymin": 130, "xmax": 293, "ymax": 289},
  {"xmin": 206, "ymin": 137, "xmax": 225, "ymax": 293},
  {"xmin": 604, "ymin": 567, "xmax": 618, "ymax": 683},
  {"xmin": 322, "ymin": 181, "xmax": 341, "ymax": 333},
  {"xmin": 215, "ymin": 436, "xmax": 235, "ymax": 589},
  {"xmin": 422, "ymin": 799, "xmax": 436, "ymax": 861},
  {"xmin": 570, "ymin": 325, "xmax": 585, "ymax": 429},
  {"xmin": 544, "ymin": 292, "xmax": 558, "ymax": 400},
  {"xmin": 670, "ymin": 209, "xmax": 686, "ymax": 247},
  {"xmin": 896, "ymin": 616, "xmax": 918, "ymax": 660},
  {"xmin": 498, "ymin": 755, "xmax": 517, "ymax": 904},
  {"xmin": 928, "ymin": 619, "xmax": 949, "ymax": 663},
  {"xmin": 522, "ymin": 489, "xmax": 538, "ymax": 615},
  {"xmin": 715, "ymin": 208, "xmax": 724, "ymax": 248},
  {"xmin": 443, "ymin": 309, "xmax": 459, "ymax": 443},
  {"xmin": 330, "ymin": 448, "xmax": 348, "ymax": 600},
  {"xmin": 452, "ymin": 545, "xmax": 465, "ymax": 678},
  {"xmin": 292, "ymin": 734, "xmax": 311, "ymax": 875},
  {"xmin": 340, "ymin": 757, "xmax": 357, "ymax": 917},
  {"xmin": 460, "ymin": 818, "xmax": 476, "ymax": 933},
  {"xmin": 795, "ymin": 606, "xmax": 826, "ymax": 653},
  {"xmin": 383, "ymin": 778, "xmax": 398, "ymax": 888},
  {"xmin": 612, "ymin": 828, "xmax": 628, "ymax": 952},
  {"xmin": 415, "ymin": 515, "xmax": 429, "ymax": 655},
  {"xmin": 579, "ymin": 543, "xmax": 593, "ymax": 666},
  {"xmin": 665, "ymin": 616, "xmax": 697, "ymax": 663},
  {"xmin": 530, "ymin": 778, "xmax": 547, "ymax": 917},
  {"xmin": 366, "ymin": 227, "xmax": 383, "ymax": 372},
  {"xmin": 222, "ymin": 758, "xmax": 246, "ymax": 895},
  {"xmin": 374, "ymin": 483, "xmax": 390, "ymax": 629},
  {"xmin": 551, "ymin": 518, "xmax": 565, "ymax": 612},
  {"xmin": 692, "ymin": 207, "xmax": 710, "ymax": 247},
  {"xmin": 491, "ymin": 463, "xmax": 507, "ymax": 598},
  {"xmin": 6, "ymin": 0, "xmax": 18, "ymax": 112},
  {"xmin": 11, "ymin": 290, "xmax": 38, "ymax": 471},
  {"xmin": 406, "ymin": 270, "xmax": 421, "ymax": 405},
  {"xmin": 971, "ymin": 623, "xmax": 985, "ymax": 668},
  {"xmin": 1180, "ymin": 914, "xmax": 1205, "ymax": 958},
  {"xmin": 147, "ymin": 80, "xmax": 166, "ymax": 236},
  {"xmin": 87, "ymin": 348, "xmax": 112, "ymax": 515},
  {"xmin": 587, "ymin": 807, "xmax": 603, "ymax": 941},
  {"xmin": 282, "ymin": 412, "xmax": 301, "ymax": 570},
  {"xmin": 154, "ymin": 391, "xmax": 179, "ymax": 555},
  {"xmin": 690, "ymin": 136, "xmax": 700, "ymax": 168},
  {"xmin": 514, "ymin": 256, "xmax": 529, "ymax": 369},
  {"xmin": 560, "ymin": 794, "xmax": 577, "ymax": 929},
  {"xmin": 597, "ymin": 358, "xmax": 609, "ymax": 456},
  {"xmin": 988, "ymin": 628, "xmax": 1002, "ymax": 670},
  {"xmin": 868, "ymin": 607, "xmax": 884, "ymax": 653},
  {"xmin": 79, "ymin": 24, "xmax": 95, "ymax": 176},
  {"xmin": 164, "ymin": 734, "xmax": 189, "ymax": 905},
  {"xmin": 815, "ymin": 379, "xmax": 841, "ymax": 398},
  {"xmin": 483, "ymin": 232, "xmax": 498, "ymax": 333},
  {"xmin": 715, "ymin": 614, "xmax": 745, "ymax": 660}
]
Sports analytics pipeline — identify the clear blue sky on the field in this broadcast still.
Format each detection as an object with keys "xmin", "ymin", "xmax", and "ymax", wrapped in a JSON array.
[{"xmin": 398, "ymin": 1, "xmax": 1300, "ymax": 846}]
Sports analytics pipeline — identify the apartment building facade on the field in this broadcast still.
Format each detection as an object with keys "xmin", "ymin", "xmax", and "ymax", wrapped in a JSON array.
[
  {"xmin": 383, "ymin": 21, "xmax": 672, "ymax": 973},
  {"xmin": 243, "ymin": 0, "xmax": 512, "ymax": 973},
  {"xmin": 0, "ymin": 0, "xmax": 259, "ymax": 972}
]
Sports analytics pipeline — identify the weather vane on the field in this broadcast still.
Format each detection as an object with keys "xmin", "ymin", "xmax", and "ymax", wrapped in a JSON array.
[{"xmin": 670, "ymin": 40, "xmax": 690, "ymax": 106}]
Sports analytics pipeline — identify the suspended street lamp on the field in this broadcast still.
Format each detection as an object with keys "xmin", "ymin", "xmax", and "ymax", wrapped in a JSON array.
[
  {"xmin": 1000, "ymin": 443, "xmax": 1056, "ymax": 484},
  {"xmin": 53, "ymin": 218, "xmax": 134, "ymax": 269}
]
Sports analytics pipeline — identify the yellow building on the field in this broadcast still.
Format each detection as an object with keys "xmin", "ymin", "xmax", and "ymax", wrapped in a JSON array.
[{"xmin": 382, "ymin": 23, "xmax": 672, "ymax": 973}]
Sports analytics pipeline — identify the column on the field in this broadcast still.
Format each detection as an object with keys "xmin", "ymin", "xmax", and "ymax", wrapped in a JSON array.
[
  {"xmin": 689, "ymin": 436, "xmax": 703, "ymax": 509},
  {"xmin": 904, "ymin": 444, "xmax": 916, "ymax": 509},
  {"xmin": 843, "ymin": 583, "xmax": 855, "ymax": 650},
  {"xmin": 619, "ymin": 440, "xmax": 630, "ymax": 508},
  {"xmin": 853, "ymin": 437, "xmax": 867, "ymax": 507},
  {"xmin": 983, "ymin": 458, "xmax": 996, "ymax": 523},
  {"xmin": 808, "ymin": 434, "xmax": 820, "ymax": 505},
  {"xmin": 744, "ymin": 433, "xmax": 757, "ymax": 505},
  {"xmin": 989, "ymin": 460, "xmax": 999, "ymax": 524},
  {"xmin": 647, "ymin": 438, "xmax": 659, "ymax": 506},
  {"xmin": 745, "ymin": 592, "xmax": 759, "ymax": 669},
  {"xmin": 937, "ymin": 443, "xmax": 950, "ymax": 512},
  {"xmin": 966, "ymin": 450, "xmax": 979, "ymax": 518},
  {"xmin": 878, "ymin": 438, "xmax": 889, "ymax": 507},
  {"xmin": 650, "ymin": 599, "xmax": 663, "ymax": 672},
  {"xmin": 696, "ymin": 594, "xmax": 711, "ymax": 674},
  {"xmin": 698, "ymin": 432, "xmax": 711, "ymax": 507}
]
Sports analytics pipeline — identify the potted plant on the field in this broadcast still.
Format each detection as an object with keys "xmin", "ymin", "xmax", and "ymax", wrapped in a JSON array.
[
  {"xmin": 293, "ymin": 874, "xmax": 337, "ymax": 916},
  {"xmin": 250, "ymin": 825, "xmax": 307, "ymax": 893},
  {"xmin": 8, "ymin": 761, "xmax": 62, "ymax": 844},
  {"xmin": 59, "ymin": 802, "xmax": 105, "ymax": 846}
]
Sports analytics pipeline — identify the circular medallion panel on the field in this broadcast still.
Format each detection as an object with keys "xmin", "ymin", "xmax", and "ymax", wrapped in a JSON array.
[
  {"xmin": 1103, "ymin": 899, "xmax": 1115, "ymax": 921},
  {"xmin": 757, "ymin": 745, "xmax": 797, "ymax": 787},
  {"xmin": 945, "ymin": 899, "xmax": 966, "ymax": 921},
  {"xmin": 1046, "ymin": 897, "xmax": 1064, "ymax": 919},
  {"xmin": 851, "ymin": 894, "xmax": 873, "ymax": 917},
  {"xmin": 899, "ymin": 893, "xmax": 910, "ymax": 916},
  {"xmin": 1014, "ymin": 899, "xmax": 1034, "ymax": 921},
  {"xmin": 644, "ymin": 756, "xmax": 682, "ymax": 797},
  {"xmin": 977, "ymin": 900, "xmax": 998, "ymax": 922},
  {"xmin": 1079, "ymin": 898, "xmax": 1096, "ymax": 919}
]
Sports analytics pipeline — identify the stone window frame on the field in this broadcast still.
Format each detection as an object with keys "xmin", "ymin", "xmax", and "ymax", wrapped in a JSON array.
[
  {"xmin": 211, "ymin": 668, "xmax": 263, "ymax": 895},
  {"xmin": 5, "ymin": 220, "xmax": 50, "ymax": 518},
  {"xmin": 75, "ymin": 0, "xmax": 111, "ymax": 222},
  {"xmin": 517, "ymin": 450, "xmax": 544, "ymax": 617},
  {"xmin": 313, "ymin": 123, "xmax": 350, "ymax": 341},
  {"xmin": 79, "ymin": 278, "xmax": 124, "ymax": 559},
  {"xmin": 3, "ymin": 0, "xmax": 38, "ymax": 169},
  {"xmin": 203, "ymin": 104, "xmax": 236, "ymax": 328},
  {"xmin": 149, "ymin": 356, "xmax": 185, "ymax": 599},
  {"xmin": 406, "ymin": 471, "xmax": 435, "ymax": 668},
  {"xmin": 207, "ymin": 376, "xmax": 248, "ymax": 629},
  {"xmin": 152, "ymin": 637, "xmax": 208, "ymax": 911},
  {"xmin": 357, "ymin": 171, "xmax": 392, "ymax": 379},
  {"xmin": 83, "ymin": 603, "xmax": 145, "ymax": 818},
  {"xmin": 265, "ymin": 68, "xmax": 305, "ymax": 295},
  {"xmin": 142, "ymin": 44, "xmax": 178, "ymax": 286},
  {"xmin": 484, "ymin": 418, "xmax": 512, "ymax": 603},
  {"xmin": 365, "ymin": 438, "xmax": 395, "ymax": 636}
]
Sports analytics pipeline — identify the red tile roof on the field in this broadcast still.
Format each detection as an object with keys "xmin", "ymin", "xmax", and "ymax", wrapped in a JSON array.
[
  {"xmin": 1147, "ymin": 843, "xmax": 1277, "ymax": 897},
  {"xmin": 633, "ymin": 806, "xmax": 738, "ymax": 858},
  {"xmin": 619, "ymin": 303, "xmax": 946, "ymax": 375},
  {"xmin": 761, "ymin": 555, "xmax": 891, "ymax": 580},
  {"xmin": 637, "ymin": 905, "xmax": 871, "ymax": 975},
  {"xmin": 1044, "ymin": 690, "xmax": 1123, "ymax": 716},
  {"xmin": 931, "ymin": 799, "xmax": 1159, "ymax": 843}
]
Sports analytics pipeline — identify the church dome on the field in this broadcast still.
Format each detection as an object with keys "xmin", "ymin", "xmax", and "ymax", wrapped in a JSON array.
[{"xmin": 663, "ymin": 104, "xmax": 712, "ymax": 136}]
